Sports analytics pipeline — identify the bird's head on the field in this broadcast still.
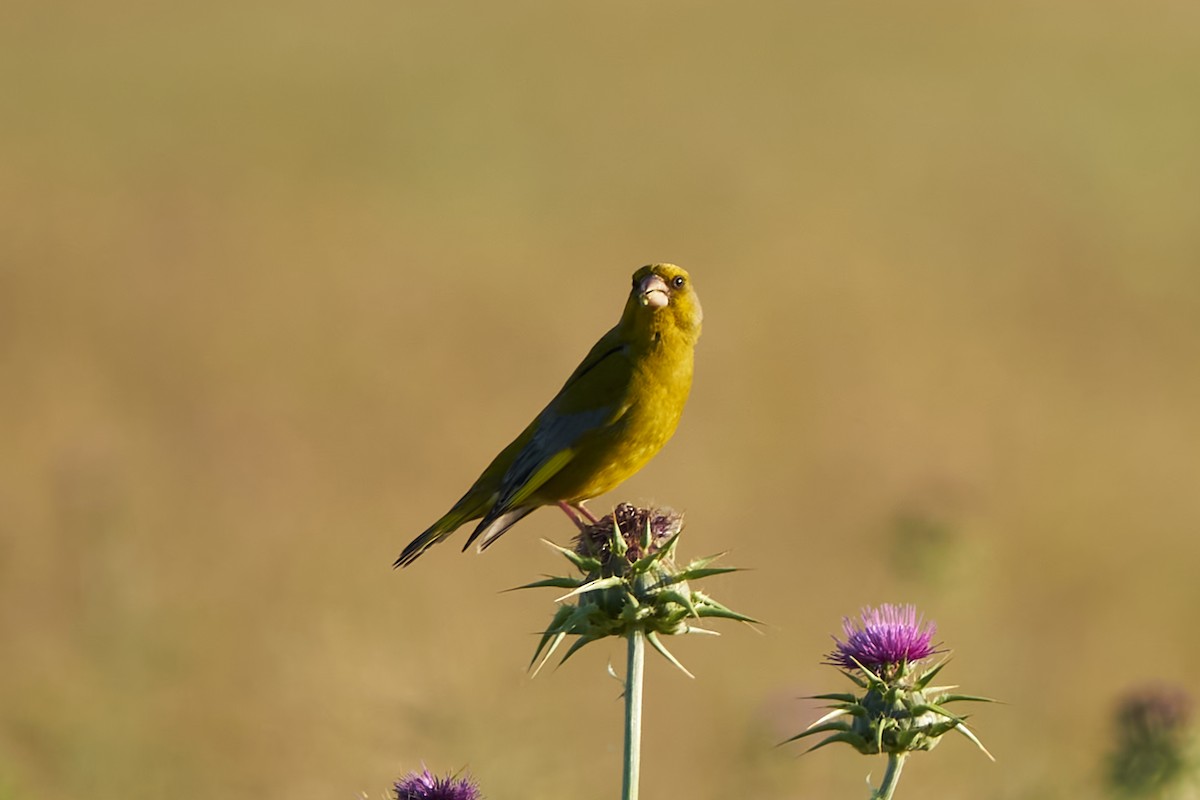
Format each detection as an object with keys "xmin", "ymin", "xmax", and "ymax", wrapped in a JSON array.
[{"xmin": 624, "ymin": 263, "xmax": 702, "ymax": 345}]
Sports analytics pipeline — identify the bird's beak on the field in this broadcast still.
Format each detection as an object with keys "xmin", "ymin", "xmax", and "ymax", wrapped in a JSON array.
[{"xmin": 638, "ymin": 273, "xmax": 670, "ymax": 308}]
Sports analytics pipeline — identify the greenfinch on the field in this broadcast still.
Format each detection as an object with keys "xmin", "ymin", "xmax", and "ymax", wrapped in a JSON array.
[{"xmin": 395, "ymin": 263, "xmax": 702, "ymax": 567}]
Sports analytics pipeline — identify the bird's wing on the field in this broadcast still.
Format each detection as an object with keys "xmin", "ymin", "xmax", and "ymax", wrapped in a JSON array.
[
  {"xmin": 501, "ymin": 329, "xmax": 636, "ymax": 501},
  {"xmin": 461, "ymin": 336, "xmax": 636, "ymax": 550},
  {"xmin": 460, "ymin": 408, "xmax": 610, "ymax": 552},
  {"xmin": 495, "ymin": 406, "xmax": 611, "ymax": 509}
]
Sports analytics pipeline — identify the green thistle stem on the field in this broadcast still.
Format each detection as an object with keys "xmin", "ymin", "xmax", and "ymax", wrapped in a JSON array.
[
  {"xmin": 622, "ymin": 628, "xmax": 646, "ymax": 800},
  {"xmin": 873, "ymin": 753, "xmax": 907, "ymax": 800}
]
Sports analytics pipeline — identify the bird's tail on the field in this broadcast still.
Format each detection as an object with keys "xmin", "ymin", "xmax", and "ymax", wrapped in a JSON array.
[
  {"xmin": 394, "ymin": 504, "xmax": 477, "ymax": 568},
  {"xmin": 395, "ymin": 500, "xmax": 539, "ymax": 568},
  {"xmin": 464, "ymin": 506, "xmax": 535, "ymax": 552}
]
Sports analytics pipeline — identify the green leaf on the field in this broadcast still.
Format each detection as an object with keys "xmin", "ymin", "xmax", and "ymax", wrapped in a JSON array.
[
  {"xmin": 540, "ymin": 539, "xmax": 598, "ymax": 573},
  {"xmin": 845, "ymin": 656, "xmax": 886, "ymax": 685},
  {"xmin": 802, "ymin": 731, "xmax": 871, "ymax": 755},
  {"xmin": 610, "ymin": 518, "xmax": 628, "ymax": 558},
  {"xmin": 512, "ymin": 576, "xmax": 584, "ymax": 591},
  {"xmin": 911, "ymin": 701, "xmax": 965, "ymax": 724},
  {"xmin": 780, "ymin": 719, "xmax": 852, "ymax": 744},
  {"xmin": 922, "ymin": 720, "xmax": 959, "ymax": 738},
  {"xmin": 655, "ymin": 589, "xmax": 699, "ymax": 617},
  {"xmin": 681, "ymin": 552, "xmax": 728, "ymax": 571},
  {"xmin": 839, "ymin": 669, "xmax": 870, "ymax": 689},
  {"xmin": 555, "ymin": 575, "xmax": 625, "ymax": 602},
  {"xmin": 530, "ymin": 631, "xmax": 568, "ymax": 678},
  {"xmin": 808, "ymin": 692, "xmax": 860, "ymax": 703},
  {"xmin": 672, "ymin": 566, "xmax": 740, "ymax": 582},
  {"xmin": 805, "ymin": 708, "xmax": 853, "ymax": 731},
  {"xmin": 558, "ymin": 632, "xmax": 604, "ymax": 666},
  {"xmin": 937, "ymin": 693, "xmax": 999, "ymax": 705},
  {"xmin": 640, "ymin": 518, "xmax": 653, "ymax": 551},
  {"xmin": 914, "ymin": 657, "xmax": 950, "ymax": 689},
  {"xmin": 694, "ymin": 602, "xmax": 759, "ymax": 624},
  {"xmin": 645, "ymin": 630, "xmax": 694, "ymax": 678},
  {"xmin": 682, "ymin": 625, "xmax": 720, "ymax": 636},
  {"xmin": 954, "ymin": 722, "xmax": 996, "ymax": 761},
  {"xmin": 630, "ymin": 533, "xmax": 679, "ymax": 573},
  {"xmin": 529, "ymin": 605, "xmax": 575, "ymax": 667},
  {"xmin": 661, "ymin": 529, "xmax": 682, "ymax": 560},
  {"xmin": 841, "ymin": 703, "xmax": 870, "ymax": 718}
]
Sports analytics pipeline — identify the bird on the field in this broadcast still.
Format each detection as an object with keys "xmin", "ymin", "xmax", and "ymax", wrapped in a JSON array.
[{"xmin": 395, "ymin": 263, "xmax": 702, "ymax": 567}]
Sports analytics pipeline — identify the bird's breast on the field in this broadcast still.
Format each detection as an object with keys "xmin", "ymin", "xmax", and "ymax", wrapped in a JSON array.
[{"xmin": 535, "ymin": 343, "xmax": 694, "ymax": 503}]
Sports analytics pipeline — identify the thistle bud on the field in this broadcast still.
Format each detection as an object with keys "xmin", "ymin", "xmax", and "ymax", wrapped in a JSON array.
[{"xmin": 518, "ymin": 503, "xmax": 755, "ymax": 676}]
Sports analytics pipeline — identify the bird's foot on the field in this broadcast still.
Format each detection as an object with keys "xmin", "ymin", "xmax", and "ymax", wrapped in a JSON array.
[
  {"xmin": 573, "ymin": 501, "xmax": 600, "ymax": 524},
  {"xmin": 557, "ymin": 501, "xmax": 598, "ymax": 530}
]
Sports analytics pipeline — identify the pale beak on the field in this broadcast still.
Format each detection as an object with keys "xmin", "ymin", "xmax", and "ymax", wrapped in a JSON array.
[{"xmin": 638, "ymin": 274, "xmax": 670, "ymax": 308}]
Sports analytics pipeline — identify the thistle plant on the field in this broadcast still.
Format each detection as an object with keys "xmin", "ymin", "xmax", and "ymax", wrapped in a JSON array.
[
  {"xmin": 393, "ymin": 767, "xmax": 481, "ymax": 800},
  {"xmin": 518, "ymin": 503, "xmax": 755, "ymax": 800},
  {"xmin": 787, "ymin": 604, "xmax": 995, "ymax": 800},
  {"xmin": 1106, "ymin": 683, "xmax": 1198, "ymax": 799}
]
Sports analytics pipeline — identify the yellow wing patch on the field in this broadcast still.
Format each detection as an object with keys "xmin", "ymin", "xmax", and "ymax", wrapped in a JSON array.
[{"xmin": 504, "ymin": 448, "xmax": 575, "ymax": 508}]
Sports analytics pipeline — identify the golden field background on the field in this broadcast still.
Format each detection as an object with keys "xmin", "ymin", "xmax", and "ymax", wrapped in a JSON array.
[{"xmin": 3, "ymin": 1, "xmax": 1200, "ymax": 798}]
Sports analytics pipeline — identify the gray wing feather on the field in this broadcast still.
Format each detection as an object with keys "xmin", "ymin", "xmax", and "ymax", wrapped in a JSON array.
[
  {"xmin": 461, "ymin": 338, "xmax": 634, "ymax": 552},
  {"xmin": 465, "ymin": 506, "xmax": 536, "ymax": 552},
  {"xmin": 493, "ymin": 406, "xmax": 612, "ymax": 510}
]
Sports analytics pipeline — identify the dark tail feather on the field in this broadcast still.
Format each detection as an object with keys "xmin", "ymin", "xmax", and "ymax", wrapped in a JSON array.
[
  {"xmin": 464, "ymin": 506, "xmax": 535, "ymax": 553},
  {"xmin": 394, "ymin": 521, "xmax": 456, "ymax": 568},
  {"xmin": 395, "ymin": 499, "xmax": 533, "ymax": 568}
]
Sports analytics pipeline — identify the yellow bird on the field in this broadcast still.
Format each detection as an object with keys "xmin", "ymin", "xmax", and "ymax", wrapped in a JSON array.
[{"xmin": 395, "ymin": 263, "xmax": 702, "ymax": 567}]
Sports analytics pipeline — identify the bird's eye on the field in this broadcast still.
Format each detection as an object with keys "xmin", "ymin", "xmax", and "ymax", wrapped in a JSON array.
[{"xmin": 672, "ymin": 275, "xmax": 685, "ymax": 288}]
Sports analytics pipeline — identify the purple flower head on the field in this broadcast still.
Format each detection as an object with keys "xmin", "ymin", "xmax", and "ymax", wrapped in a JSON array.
[
  {"xmin": 393, "ymin": 767, "xmax": 480, "ymax": 800},
  {"xmin": 826, "ymin": 604, "xmax": 941, "ymax": 674}
]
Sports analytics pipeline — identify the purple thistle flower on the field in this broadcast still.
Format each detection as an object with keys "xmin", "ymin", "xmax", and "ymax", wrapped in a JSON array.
[
  {"xmin": 826, "ymin": 603, "xmax": 940, "ymax": 674},
  {"xmin": 791, "ymin": 603, "xmax": 994, "ymax": 762},
  {"xmin": 393, "ymin": 767, "xmax": 480, "ymax": 800}
]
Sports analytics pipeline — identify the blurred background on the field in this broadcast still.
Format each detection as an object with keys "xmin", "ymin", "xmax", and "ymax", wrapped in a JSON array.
[{"xmin": 3, "ymin": 1, "xmax": 1200, "ymax": 798}]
